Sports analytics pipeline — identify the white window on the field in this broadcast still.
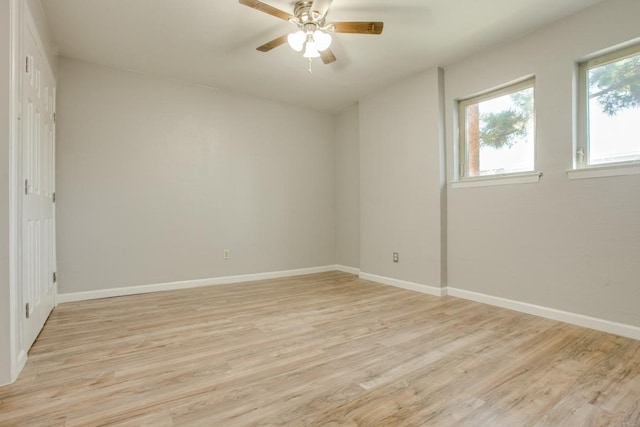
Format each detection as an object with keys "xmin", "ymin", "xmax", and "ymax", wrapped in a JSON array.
[
  {"xmin": 578, "ymin": 44, "xmax": 640, "ymax": 167},
  {"xmin": 458, "ymin": 78, "xmax": 535, "ymax": 178}
]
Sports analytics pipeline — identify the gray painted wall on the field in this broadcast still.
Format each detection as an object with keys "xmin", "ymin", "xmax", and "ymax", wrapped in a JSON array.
[
  {"xmin": 335, "ymin": 107, "xmax": 360, "ymax": 269},
  {"xmin": 444, "ymin": 0, "xmax": 640, "ymax": 326},
  {"xmin": 359, "ymin": 68, "xmax": 446, "ymax": 288},
  {"xmin": 56, "ymin": 58, "xmax": 336, "ymax": 293}
]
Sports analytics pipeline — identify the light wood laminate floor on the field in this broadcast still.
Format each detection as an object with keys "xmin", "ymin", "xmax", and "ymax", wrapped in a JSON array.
[{"xmin": 1, "ymin": 271, "xmax": 639, "ymax": 426}]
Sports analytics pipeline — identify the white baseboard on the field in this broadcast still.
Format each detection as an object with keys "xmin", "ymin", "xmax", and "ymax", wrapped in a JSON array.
[
  {"xmin": 359, "ymin": 272, "xmax": 445, "ymax": 297},
  {"xmin": 57, "ymin": 265, "xmax": 339, "ymax": 303},
  {"xmin": 358, "ymin": 273, "xmax": 639, "ymax": 340},
  {"xmin": 447, "ymin": 287, "xmax": 640, "ymax": 341},
  {"xmin": 335, "ymin": 265, "xmax": 360, "ymax": 275},
  {"xmin": 56, "ymin": 266, "xmax": 640, "ymax": 342}
]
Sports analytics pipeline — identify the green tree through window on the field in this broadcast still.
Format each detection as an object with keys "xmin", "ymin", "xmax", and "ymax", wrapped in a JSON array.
[
  {"xmin": 463, "ymin": 81, "xmax": 534, "ymax": 177},
  {"xmin": 589, "ymin": 55, "xmax": 640, "ymax": 116},
  {"xmin": 583, "ymin": 47, "xmax": 640, "ymax": 165}
]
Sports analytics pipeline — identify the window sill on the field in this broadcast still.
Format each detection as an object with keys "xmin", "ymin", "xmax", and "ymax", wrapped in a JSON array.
[
  {"xmin": 567, "ymin": 163, "xmax": 640, "ymax": 180},
  {"xmin": 451, "ymin": 172, "xmax": 542, "ymax": 189}
]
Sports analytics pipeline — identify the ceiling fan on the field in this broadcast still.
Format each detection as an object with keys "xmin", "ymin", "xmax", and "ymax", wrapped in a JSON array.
[{"xmin": 239, "ymin": 0, "xmax": 384, "ymax": 65}]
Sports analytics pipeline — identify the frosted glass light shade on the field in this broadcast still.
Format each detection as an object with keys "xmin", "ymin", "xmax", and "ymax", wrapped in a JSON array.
[
  {"xmin": 313, "ymin": 30, "xmax": 332, "ymax": 51},
  {"xmin": 287, "ymin": 30, "xmax": 305, "ymax": 52},
  {"xmin": 303, "ymin": 40, "xmax": 320, "ymax": 58}
]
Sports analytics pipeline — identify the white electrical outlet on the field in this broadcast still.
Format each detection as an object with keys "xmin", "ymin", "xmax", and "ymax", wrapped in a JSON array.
[
  {"xmin": 223, "ymin": 249, "xmax": 230, "ymax": 260},
  {"xmin": 393, "ymin": 252, "xmax": 399, "ymax": 263}
]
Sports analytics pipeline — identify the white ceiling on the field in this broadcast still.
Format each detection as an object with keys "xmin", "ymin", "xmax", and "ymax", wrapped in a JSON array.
[{"xmin": 40, "ymin": 0, "xmax": 604, "ymax": 113}]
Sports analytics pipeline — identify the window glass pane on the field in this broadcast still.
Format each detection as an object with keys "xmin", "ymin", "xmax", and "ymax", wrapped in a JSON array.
[
  {"xmin": 587, "ymin": 53, "xmax": 640, "ymax": 165},
  {"xmin": 465, "ymin": 86, "xmax": 534, "ymax": 176}
]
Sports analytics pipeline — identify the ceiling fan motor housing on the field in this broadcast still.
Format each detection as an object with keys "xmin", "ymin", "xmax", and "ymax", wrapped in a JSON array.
[{"xmin": 293, "ymin": 1, "xmax": 326, "ymax": 29}]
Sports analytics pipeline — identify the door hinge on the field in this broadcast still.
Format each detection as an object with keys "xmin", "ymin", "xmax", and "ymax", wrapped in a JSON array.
[
  {"xmin": 53, "ymin": 272, "xmax": 57, "ymax": 283},
  {"xmin": 25, "ymin": 56, "xmax": 29, "ymax": 74},
  {"xmin": 25, "ymin": 303, "xmax": 30, "ymax": 319},
  {"xmin": 53, "ymin": 112, "xmax": 56, "ymax": 123},
  {"xmin": 52, "ymin": 192, "xmax": 56, "ymax": 203},
  {"xmin": 24, "ymin": 179, "xmax": 29, "ymax": 195}
]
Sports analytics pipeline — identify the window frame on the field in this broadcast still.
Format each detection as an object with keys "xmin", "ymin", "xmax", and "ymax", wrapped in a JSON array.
[
  {"xmin": 577, "ymin": 43, "xmax": 640, "ymax": 169},
  {"xmin": 458, "ymin": 77, "xmax": 537, "ymax": 180}
]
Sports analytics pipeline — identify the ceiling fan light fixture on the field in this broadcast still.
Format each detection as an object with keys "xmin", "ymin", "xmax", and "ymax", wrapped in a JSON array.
[
  {"xmin": 313, "ymin": 30, "xmax": 332, "ymax": 52},
  {"xmin": 303, "ymin": 39, "xmax": 320, "ymax": 58},
  {"xmin": 240, "ymin": 0, "xmax": 385, "ymax": 67},
  {"xmin": 287, "ymin": 30, "xmax": 305, "ymax": 52}
]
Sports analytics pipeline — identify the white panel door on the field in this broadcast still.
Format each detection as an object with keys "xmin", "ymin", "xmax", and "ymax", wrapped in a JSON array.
[{"xmin": 22, "ymin": 15, "xmax": 56, "ymax": 350}]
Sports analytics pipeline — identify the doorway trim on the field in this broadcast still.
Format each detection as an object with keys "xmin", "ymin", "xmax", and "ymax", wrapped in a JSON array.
[
  {"xmin": 7, "ymin": 0, "xmax": 25, "ymax": 384},
  {"xmin": 6, "ymin": 0, "xmax": 57, "ymax": 385}
]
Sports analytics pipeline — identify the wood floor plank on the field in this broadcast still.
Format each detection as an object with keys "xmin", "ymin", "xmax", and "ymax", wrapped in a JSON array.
[{"xmin": 1, "ymin": 271, "xmax": 639, "ymax": 426}]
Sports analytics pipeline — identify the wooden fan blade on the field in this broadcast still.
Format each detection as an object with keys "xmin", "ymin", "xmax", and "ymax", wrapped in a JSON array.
[
  {"xmin": 257, "ymin": 34, "xmax": 288, "ymax": 52},
  {"xmin": 331, "ymin": 21, "xmax": 384, "ymax": 35},
  {"xmin": 311, "ymin": 0, "xmax": 333, "ymax": 18},
  {"xmin": 320, "ymin": 48, "xmax": 336, "ymax": 64},
  {"xmin": 239, "ymin": 0, "xmax": 294, "ymax": 21}
]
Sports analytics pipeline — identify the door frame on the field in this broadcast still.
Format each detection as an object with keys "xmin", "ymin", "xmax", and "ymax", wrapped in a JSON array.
[
  {"xmin": 8, "ymin": 0, "xmax": 25, "ymax": 385},
  {"xmin": 6, "ymin": 0, "xmax": 57, "ymax": 384}
]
